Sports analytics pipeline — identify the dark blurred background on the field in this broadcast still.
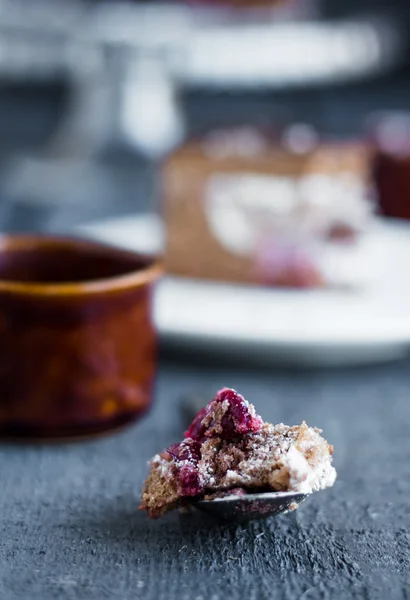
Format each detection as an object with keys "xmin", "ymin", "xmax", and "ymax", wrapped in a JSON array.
[{"xmin": 0, "ymin": 0, "xmax": 408, "ymax": 232}]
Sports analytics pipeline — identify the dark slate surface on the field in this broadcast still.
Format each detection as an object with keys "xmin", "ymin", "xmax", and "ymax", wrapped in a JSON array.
[
  {"xmin": 1, "ymin": 357, "xmax": 410, "ymax": 600},
  {"xmin": 1, "ymin": 56, "xmax": 410, "ymax": 600}
]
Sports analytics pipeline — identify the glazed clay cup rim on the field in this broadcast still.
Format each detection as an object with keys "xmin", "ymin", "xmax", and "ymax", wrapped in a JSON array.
[{"xmin": 0, "ymin": 234, "xmax": 162, "ymax": 297}]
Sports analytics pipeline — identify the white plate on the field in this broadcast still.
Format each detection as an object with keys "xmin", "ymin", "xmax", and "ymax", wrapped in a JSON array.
[{"xmin": 77, "ymin": 214, "xmax": 410, "ymax": 367}]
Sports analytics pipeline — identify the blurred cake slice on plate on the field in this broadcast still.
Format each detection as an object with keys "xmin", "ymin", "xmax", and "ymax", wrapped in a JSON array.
[{"xmin": 162, "ymin": 125, "xmax": 375, "ymax": 288}]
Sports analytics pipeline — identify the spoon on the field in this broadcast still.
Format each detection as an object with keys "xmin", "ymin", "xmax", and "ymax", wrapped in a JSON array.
[{"xmin": 194, "ymin": 491, "xmax": 308, "ymax": 522}]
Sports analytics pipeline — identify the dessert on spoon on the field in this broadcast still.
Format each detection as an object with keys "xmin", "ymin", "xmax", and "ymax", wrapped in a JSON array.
[{"xmin": 140, "ymin": 388, "xmax": 336, "ymax": 520}]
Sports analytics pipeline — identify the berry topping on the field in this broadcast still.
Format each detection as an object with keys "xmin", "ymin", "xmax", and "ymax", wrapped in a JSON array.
[
  {"xmin": 178, "ymin": 465, "xmax": 203, "ymax": 497},
  {"xmin": 255, "ymin": 239, "xmax": 323, "ymax": 288},
  {"xmin": 166, "ymin": 439, "xmax": 204, "ymax": 497},
  {"xmin": 185, "ymin": 388, "xmax": 263, "ymax": 441},
  {"xmin": 167, "ymin": 439, "xmax": 201, "ymax": 465},
  {"xmin": 218, "ymin": 388, "xmax": 263, "ymax": 438},
  {"xmin": 167, "ymin": 389, "xmax": 263, "ymax": 497},
  {"xmin": 184, "ymin": 406, "xmax": 208, "ymax": 442}
]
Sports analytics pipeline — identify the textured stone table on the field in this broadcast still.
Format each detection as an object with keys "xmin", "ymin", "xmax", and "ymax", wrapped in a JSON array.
[{"xmin": 1, "ymin": 356, "xmax": 410, "ymax": 600}]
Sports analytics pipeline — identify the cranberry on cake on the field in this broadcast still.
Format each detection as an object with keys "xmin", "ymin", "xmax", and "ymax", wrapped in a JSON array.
[{"xmin": 140, "ymin": 388, "xmax": 336, "ymax": 518}]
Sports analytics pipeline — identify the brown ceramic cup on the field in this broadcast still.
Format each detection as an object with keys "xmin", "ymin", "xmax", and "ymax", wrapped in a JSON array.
[{"xmin": 0, "ymin": 234, "xmax": 162, "ymax": 440}]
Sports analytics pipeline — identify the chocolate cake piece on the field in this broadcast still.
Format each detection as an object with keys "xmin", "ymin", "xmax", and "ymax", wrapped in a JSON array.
[
  {"xmin": 162, "ymin": 126, "xmax": 374, "ymax": 288},
  {"xmin": 140, "ymin": 388, "xmax": 336, "ymax": 518}
]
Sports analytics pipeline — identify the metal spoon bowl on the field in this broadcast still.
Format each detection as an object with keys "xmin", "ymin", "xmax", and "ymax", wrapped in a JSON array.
[{"xmin": 195, "ymin": 491, "xmax": 308, "ymax": 522}]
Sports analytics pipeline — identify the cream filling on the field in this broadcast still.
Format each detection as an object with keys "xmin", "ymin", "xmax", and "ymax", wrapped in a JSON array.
[
  {"xmin": 205, "ymin": 172, "xmax": 371, "ymax": 250},
  {"xmin": 281, "ymin": 445, "xmax": 337, "ymax": 494}
]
